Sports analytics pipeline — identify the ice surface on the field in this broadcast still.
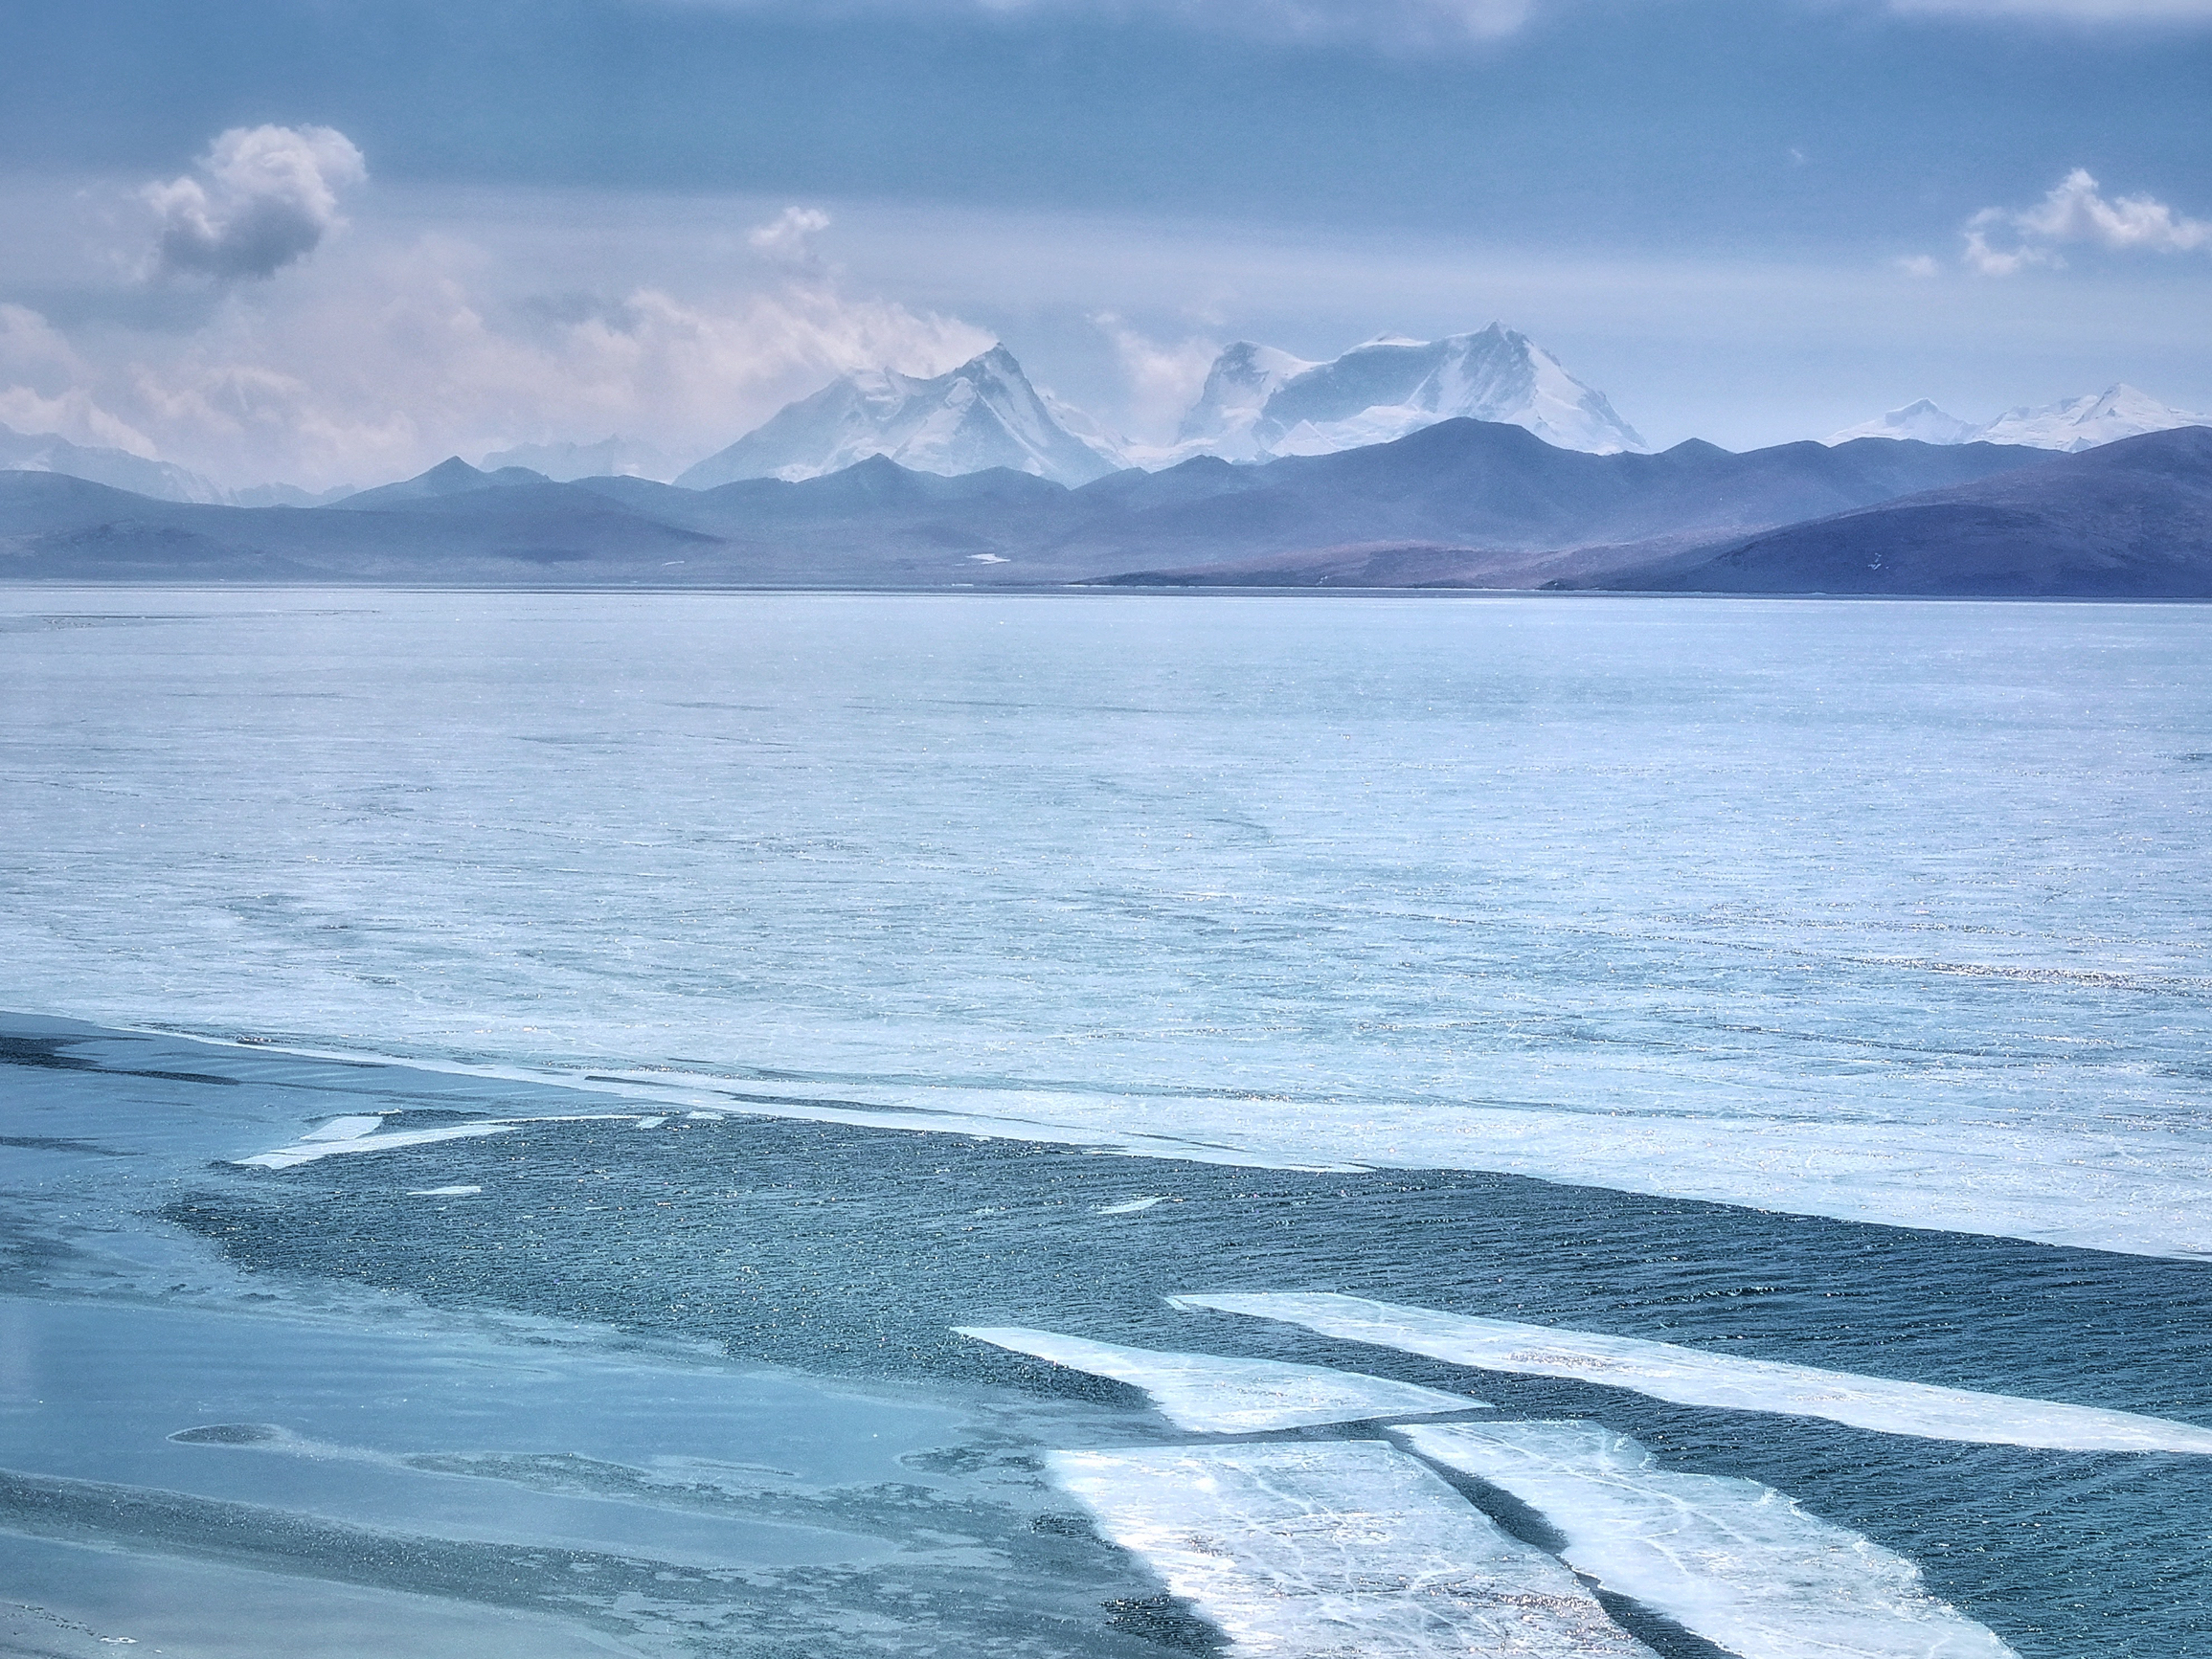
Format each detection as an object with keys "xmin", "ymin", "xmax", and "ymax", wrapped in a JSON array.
[
  {"xmin": 237, "ymin": 1113, "xmax": 655, "ymax": 1169},
  {"xmin": 1177, "ymin": 1295, "xmax": 2212, "ymax": 1453},
  {"xmin": 954, "ymin": 1326, "xmax": 1482, "ymax": 1432},
  {"xmin": 1399, "ymin": 1422, "xmax": 2017, "ymax": 1659},
  {"xmin": 303, "ymin": 1115, "xmax": 386, "ymax": 1142},
  {"xmin": 11, "ymin": 592, "xmax": 2212, "ymax": 1259},
  {"xmin": 1047, "ymin": 1441, "xmax": 1656, "ymax": 1656},
  {"xmin": 237, "ymin": 1122, "xmax": 518, "ymax": 1169}
]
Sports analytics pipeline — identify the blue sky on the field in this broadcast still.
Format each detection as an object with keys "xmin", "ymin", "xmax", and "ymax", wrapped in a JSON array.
[{"xmin": 2, "ymin": 0, "xmax": 2206, "ymax": 484}]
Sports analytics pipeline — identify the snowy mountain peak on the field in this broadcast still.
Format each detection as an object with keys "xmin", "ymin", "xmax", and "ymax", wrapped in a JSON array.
[
  {"xmin": 1978, "ymin": 384, "xmax": 2209, "ymax": 453},
  {"xmin": 678, "ymin": 346, "xmax": 1124, "ymax": 489},
  {"xmin": 1825, "ymin": 400, "xmax": 1981, "ymax": 446},
  {"xmin": 1172, "ymin": 342, "xmax": 1323, "ymax": 458},
  {"xmin": 1826, "ymin": 384, "xmax": 2209, "ymax": 452},
  {"xmin": 0, "ymin": 421, "xmax": 227, "ymax": 504},
  {"xmin": 1162, "ymin": 324, "xmax": 1646, "ymax": 462}
]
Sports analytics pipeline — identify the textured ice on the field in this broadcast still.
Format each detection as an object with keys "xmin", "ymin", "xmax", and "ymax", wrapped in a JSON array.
[
  {"xmin": 12, "ymin": 593, "xmax": 2212, "ymax": 1259},
  {"xmin": 1399, "ymin": 1422, "xmax": 2018, "ymax": 1659},
  {"xmin": 1177, "ymin": 1295, "xmax": 2212, "ymax": 1454},
  {"xmin": 954, "ymin": 1326, "xmax": 1482, "ymax": 1432},
  {"xmin": 1046, "ymin": 1441, "xmax": 1658, "ymax": 1657}
]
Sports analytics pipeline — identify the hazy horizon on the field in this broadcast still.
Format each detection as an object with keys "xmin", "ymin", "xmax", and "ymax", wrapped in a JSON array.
[{"xmin": 4, "ymin": 0, "xmax": 2209, "ymax": 490}]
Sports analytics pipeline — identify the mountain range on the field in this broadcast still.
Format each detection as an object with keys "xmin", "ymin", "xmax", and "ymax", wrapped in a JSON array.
[
  {"xmin": 11, "ymin": 329, "xmax": 2201, "ymax": 507},
  {"xmin": 8, "ymin": 411, "xmax": 2204, "ymax": 595},
  {"xmin": 1825, "ymin": 385, "xmax": 2208, "ymax": 452},
  {"xmin": 0, "ymin": 422, "xmax": 350, "ymax": 507},
  {"xmin": 676, "ymin": 347, "xmax": 1127, "ymax": 489},
  {"xmin": 1157, "ymin": 325, "xmax": 1646, "ymax": 463},
  {"xmin": 673, "ymin": 325, "xmax": 1644, "ymax": 489}
]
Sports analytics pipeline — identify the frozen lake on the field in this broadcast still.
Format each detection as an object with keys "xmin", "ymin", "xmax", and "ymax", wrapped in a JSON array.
[{"xmin": 2, "ymin": 588, "xmax": 2209, "ymax": 1655}]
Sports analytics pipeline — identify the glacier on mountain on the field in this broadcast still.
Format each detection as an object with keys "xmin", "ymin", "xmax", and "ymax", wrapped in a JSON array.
[
  {"xmin": 1823, "ymin": 399, "xmax": 1982, "ymax": 446},
  {"xmin": 1826, "ymin": 384, "xmax": 2208, "ymax": 452},
  {"xmin": 0, "ymin": 421, "xmax": 230, "ymax": 504},
  {"xmin": 1156, "ymin": 325, "xmax": 1648, "ymax": 460},
  {"xmin": 675, "ymin": 346, "xmax": 1125, "ymax": 489}
]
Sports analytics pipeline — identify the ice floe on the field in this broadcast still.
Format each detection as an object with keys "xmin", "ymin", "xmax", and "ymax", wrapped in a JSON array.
[
  {"xmin": 406, "ymin": 1185, "xmax": 483, "ymax": 1198},
  {"xmin": 1399, "ymin": 1421, "xmax": 2019, "ymax": 1659},
  {"xmin": 1175, "ymin": 1294, "xmax": 2212, "ymax": 1454},
  {"xmin": 1094, "ymin": 1196, "xmax": 1164, "ymax": 1215},
  {"xmin": 1047, "ymin": 1441, "xmax": 1657, "ymax": 1657},
  {"xmin": 954, "ymin": 1326, "xmax": 1482, "ymax": 1433},
  {"xmin": 234, "ymin": 1113, "xmax": 654, "ymax": 1169},
  {"xmin": 237, "ymin": 1122, "xmax": 518, "ymax": 1169}
]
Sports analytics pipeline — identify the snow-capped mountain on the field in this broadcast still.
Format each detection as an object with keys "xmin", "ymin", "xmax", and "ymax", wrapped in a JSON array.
[
  {"xmin": 0, "ymin": 422, "xmax": 353, "ymax": 504},
  {"xmin": 678, "ymin": 347, "xmax": 1125, "ymax": 489},
  {"xmin": 1976, "ymin": 385, "xmax": 2209, "ymax": 452},
  {"xmin": 1823, "ymin": 400, "xmax": 1982, "ymax": 446},
  {"xmin": 1170, "ymin": 342, "xmax": 1323, "ymax": 462},
  {"xmin": 0, "ymin": 422, "xmax": 227, "ymax": 504},
  {"xmin": 1826, "ymin": 385, "xmax": 2208, "ymax": 452},
  {"xmin": 1160, "ymin": 325, "xmax": 1647, "ymax": 461}
]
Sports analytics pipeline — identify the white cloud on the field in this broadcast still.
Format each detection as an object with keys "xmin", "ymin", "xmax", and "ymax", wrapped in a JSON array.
[
  {"xmin": 0, "ymin": 303, "xmax": 160, "ymax": 453},
  {"xmin": 1962, "ymin": 168, "xmax": 2210, "ymax": 275},
  {"xmin": 1092, "ymin": 313, "xmax": 1218, "ymax": 441},
  {"xmin": 144, "ymin": 124, "xmax": 368, "ymax": 280},
  {"xmin": 1894, "ymin": 254, "xmax": 1941, "ymax": 278},
  {"xmin": 2, "ymin": 217, "xmax": 994, "ymax": 488},
  {"xmin": 748, "ymin": 205, "xmax": 834, "ymax": 270}
]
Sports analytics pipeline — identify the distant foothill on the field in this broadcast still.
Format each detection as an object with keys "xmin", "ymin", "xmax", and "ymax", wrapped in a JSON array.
[{"xmin": 1, "ymin": 325, "xmax": 2208, "ymax": 597}]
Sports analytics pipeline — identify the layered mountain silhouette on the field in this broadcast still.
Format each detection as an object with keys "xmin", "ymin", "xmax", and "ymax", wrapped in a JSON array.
[
  {"xmin": 0, "ymin": 421, "xmax": 350, "ymax": 506},
  {"xmin": 12, "ymin": 415, "xmax": 2203, "ymax": 595},
  {"xmin": 1614, "ymin": 426, "xmax": 2212, "ymax": 597}
]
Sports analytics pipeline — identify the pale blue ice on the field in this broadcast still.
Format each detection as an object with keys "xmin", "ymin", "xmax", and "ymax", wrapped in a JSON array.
[{"xmin": 5, "ymin": 589, "xmax": 2211, "ymax": 1254}]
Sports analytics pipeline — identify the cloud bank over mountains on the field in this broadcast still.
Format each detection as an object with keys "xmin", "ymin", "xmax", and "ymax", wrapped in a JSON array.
[
  {"xmin": 0, "ymin": 114, "xmax": 2205, "ymax": 492},
  {"xmin": 0, "ymin": 131, "xmax": 995, "ymax": 490}
]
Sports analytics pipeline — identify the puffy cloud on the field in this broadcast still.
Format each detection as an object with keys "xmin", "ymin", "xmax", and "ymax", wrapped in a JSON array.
[
  {"xmin": 749, "ymin": 205, "xmax": 832, "ymax": 259},
  {"xmin": 1092, "ymin": 313, "xmax": 1218, "ymax": 441},
  {"xmin": 0, "ymin": 303, "xmax": 160, "ymax": 454},
  {"xmin": 1962, "ymin": 168, "xmax": 2210, "ymax": 275},
  {"xmin": 5, "ymin": 217, "xmax": 994, "ymax": 488},
  {"xmin": 144, "ymin": 124, "xmax": 368, "ymax": 280}
]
